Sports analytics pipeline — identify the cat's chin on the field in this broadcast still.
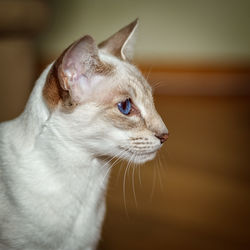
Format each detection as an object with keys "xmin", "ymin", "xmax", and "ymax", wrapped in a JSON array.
[{"xmin": 126, "ymin": 151, "xmax": 157, "ymax": 164}]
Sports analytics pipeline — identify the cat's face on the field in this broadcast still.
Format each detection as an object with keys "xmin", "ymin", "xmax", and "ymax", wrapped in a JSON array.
[
  {"xmin": 74, "ymin": 56, "xmax": 168, "ymax": 164},
  {"xmin": 43, "ymin": 19, "xmax": 168, "ymax": 164}
]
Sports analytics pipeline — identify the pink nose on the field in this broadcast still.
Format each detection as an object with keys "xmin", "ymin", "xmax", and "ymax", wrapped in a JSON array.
[{"xmin": 155, "ymin": 133, "xmax": 169, "ymax": 144}]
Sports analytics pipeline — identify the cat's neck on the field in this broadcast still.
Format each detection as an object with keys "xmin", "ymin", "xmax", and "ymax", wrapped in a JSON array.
[{"xmin": 9, "ymin": 64, "xmax": 52, "ymax": 150}]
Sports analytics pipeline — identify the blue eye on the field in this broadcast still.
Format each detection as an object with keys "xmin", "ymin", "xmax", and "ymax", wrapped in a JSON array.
[{"xmin": 117, "ymin": 99, "xmax": 131, "ymax": 115}]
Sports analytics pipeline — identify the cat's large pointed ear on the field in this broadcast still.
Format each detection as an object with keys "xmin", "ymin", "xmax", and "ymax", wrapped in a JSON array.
[
  {"xmin": 98, "ymin": 19, "xmax": 138, "ymax": 61},
  {"xmin": 58, "ymin": 35, "xmax": 102, "ymax": 103}
]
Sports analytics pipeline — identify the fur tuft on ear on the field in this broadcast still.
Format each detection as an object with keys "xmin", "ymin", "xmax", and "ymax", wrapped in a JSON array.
[{"xmin": 98, "ymin": 19, "xmax": 138, "ymax": 61}]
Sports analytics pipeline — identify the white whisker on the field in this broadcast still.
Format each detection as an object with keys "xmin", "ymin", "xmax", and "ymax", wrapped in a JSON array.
[
  {"xmin": 116, "ymin": 160, "xmax": 125, "ymax": 186},
  {"xmin": 132, "ymin": 155, "xmax": 137, "ymax": 207},
  {"xmin": 156, "ymin": 155, "xmax": 163, "ymax": 190},
  {"xmin": 101, "ymin": 149, "xmax": 127, "ymax": 185},
  {"xmin": 138, "ymin": 162, "xmax": 142, "ymax": 186},
  {"xmin": 150, "ymin": 161, "xmax": 157, "ymax": 201},
  {"xmin": 145, "ymin": 65, "xmax": 153, "ymax": 82},
  {"xmin": 123, "ymin": 152, "xmax": 134, "ymax": 216}
]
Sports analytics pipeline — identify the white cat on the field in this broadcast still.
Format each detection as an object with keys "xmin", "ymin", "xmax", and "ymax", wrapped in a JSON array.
[{"xmin": 0, "ymin": 20, "xmax": 168, "ymax": 250}]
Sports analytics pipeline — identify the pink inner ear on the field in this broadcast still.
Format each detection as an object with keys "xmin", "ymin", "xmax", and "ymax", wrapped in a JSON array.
[
  {"xmin": 59, "ymin": 35, "xmax": 100, "ymax": 102},
  {"xmin": 61, "ymin": 35, "xmax": 98, "ymax": 84}
]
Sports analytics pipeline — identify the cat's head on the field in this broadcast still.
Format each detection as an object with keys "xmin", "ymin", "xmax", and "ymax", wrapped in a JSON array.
[{"xmin": 43, "ymin": 19, "xmax": 168, "ymax": 164}]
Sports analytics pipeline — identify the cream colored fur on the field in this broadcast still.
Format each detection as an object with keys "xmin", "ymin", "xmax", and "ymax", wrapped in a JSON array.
[{"xmin": 0, "ymin": 20, "xmax": 168, "ymax": 250}]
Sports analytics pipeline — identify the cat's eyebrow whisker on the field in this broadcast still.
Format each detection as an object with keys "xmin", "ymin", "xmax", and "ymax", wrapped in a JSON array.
[
  {"xmin": 144, "ymin": 65, "xmax": 153, "ymax": 82},
  {"xmin": 151, "ymin": 80, "xmax": 165, "ymax": 92}
]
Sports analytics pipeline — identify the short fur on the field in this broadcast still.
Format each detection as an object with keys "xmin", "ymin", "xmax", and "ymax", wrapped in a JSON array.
[{"xmin": 0, "ymin": 20, "xmax": 168, "ymax": 250}]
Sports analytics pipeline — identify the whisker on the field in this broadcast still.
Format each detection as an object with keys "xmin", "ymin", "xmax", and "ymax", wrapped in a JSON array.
[
  {"xmin": 123, "ymin": 153, "xmax": 134, "ymax": 216},
  {"xmin": 138, "ymin": 162, "xmax": 142, "ymax": 186},
  {"xmin": 159, "ymin": 147, "xmax": 169, "ymax": 173},
  {"xmin": 132, "ymin": 155, "xmax": 137, "ymax": 207},
  {"xmin": 101, "ymin": 149, "xmax": 127, "ymax": 185},
  {"xmin": 116, "ymin": 160, "xmax": 125, "ymax": 186},
  {"xmin": 145, "ymin": 65, "xmax": 153, "ymax": 82},
  {"xmin": 100, "ymin": 149, "xmax": 124, "ymax": 170},
  {"xmin": 156, "ymin": 155, "xmax": 163, "ymax": 191},
  {"xmin": 150, "ymin": 161, "xmax": 157, "ymax": 201},
  {"xmin": 151, "ymin": 80, "xmax": 165, "ymax": 91}
]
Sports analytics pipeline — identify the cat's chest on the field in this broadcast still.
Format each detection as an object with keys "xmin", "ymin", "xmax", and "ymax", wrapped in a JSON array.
[
  {"xmin": 42, "ymin": 191, "xmax": 105, "ymax": 250},
  {"xmin": 14, "ymin": 159, "xmax": 108, "ymax": 249},
  {"xmin": 26, "ymin": 193, "xmax": 106, "ymax": 250}
]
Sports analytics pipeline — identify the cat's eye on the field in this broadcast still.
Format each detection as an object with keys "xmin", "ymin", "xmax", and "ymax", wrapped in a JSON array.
[{"xmin": 117, "ymin": 98, "xmax": 131, "ymax": 115}]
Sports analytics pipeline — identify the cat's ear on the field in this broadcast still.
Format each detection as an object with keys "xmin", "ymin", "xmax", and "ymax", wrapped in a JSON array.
[
  {"xmin": 58, "ymin": 35, "xmax": 102, "ymax": 103},
  {"xmin": 98, "ymin": 19, "xmax": 138, "ymax": 61}
]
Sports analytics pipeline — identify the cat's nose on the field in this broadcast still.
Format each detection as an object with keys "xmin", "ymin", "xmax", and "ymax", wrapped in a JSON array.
[{"xmin": 155, "ymin": 133, "xmax": 169, "ymax": 144}]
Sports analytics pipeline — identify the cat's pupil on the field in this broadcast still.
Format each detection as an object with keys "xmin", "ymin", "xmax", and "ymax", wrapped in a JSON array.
[{"xmin": 121, "ymin": 101, "xmax": 127, "ymax": 110}]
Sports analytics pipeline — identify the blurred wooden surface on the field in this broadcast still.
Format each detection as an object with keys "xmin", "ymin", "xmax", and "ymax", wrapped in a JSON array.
[
  {"xmin": 138, "ymin": 64, "xmax": 250, "ymax": 96},
  {"xmin": 99, "ymin": 95, "xmax": 250, "ymax": 250}
]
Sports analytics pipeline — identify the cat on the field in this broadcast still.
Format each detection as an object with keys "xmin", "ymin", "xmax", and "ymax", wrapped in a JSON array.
[{"xmin": 0, "ymin": 19, "xmax": 168, "ymax": 250}]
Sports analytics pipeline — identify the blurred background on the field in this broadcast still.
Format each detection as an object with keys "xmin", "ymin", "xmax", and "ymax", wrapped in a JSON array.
[{"xmin": 0, "ymin": 0, "xmax": 249, "ymax": 249}]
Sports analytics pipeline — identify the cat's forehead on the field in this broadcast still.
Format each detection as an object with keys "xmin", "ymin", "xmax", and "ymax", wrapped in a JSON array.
[
  {"xmin": 100, "ymin": 53, "xmax": 152, "ymax": 98},
  {"xmin": 118, "ymin": 64, "xmax": 152, "ymax": 103}
]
